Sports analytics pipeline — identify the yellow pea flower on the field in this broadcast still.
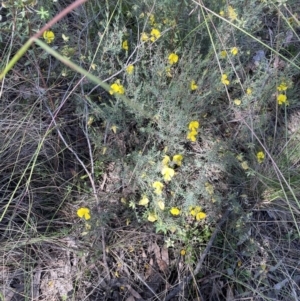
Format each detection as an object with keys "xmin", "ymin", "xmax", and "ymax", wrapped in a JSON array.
[
  {"xmin": 241, "ymin": 161, "xmax": 249, "ymax": 170},
  {"xmin": 221, "ymin": 74, "xmax": 230, "ymax": 85},
  {"xmin": 236, "ymin": 154, "xmax": 243, "ymax": 162},
  {"xmin": 172, "ymin": 154, "xmax": 183, "ymax": 166},
  {"xmin": 256, "ymin": 151, "xmax": 265, "ymax": 164},
  {"xmin": 277, "ymin": 94, "xmax": 287, "ymax": 105},
  {"xmin": 148, "ymin": 212, "xmax": 157, "ymax": 222},
  {"xmin": 170, "ymin": 207, "xmax": 181, "ymax": 216},
  {"xmin": 77, "ymin": 207, "xmax": 91, "ymax": 220},
  {"xmin": 190, "ymin": 80, "xmax": 198, "ymax": 91},
  {"xmin": 122, "ymin": 40, "xmax": 129, "ymax": 51},
  {"xmin": 165, "ymin": 66, "xmax": 172, "ymax": 78},
  {"xmin": 162, "ymin": 155, "xmax": 171, "ymax": 166},
  {"xmin": 62, "ymin": 33, "xmax": 69, "ymax": 42},
  {"xmin": 188, "ymin": 120, "xmax": 199, "ymax": 131},
  {"xmin": 277, "ymin": 82, "xmax": 288, "ymax": 91},
  {"xmin": 161, "ymin": 166, "xmax": 175, "ymax": 182},
  {"xmin": 141, "ymin": 32, "xmax": 149, "ymax": 42},
  {"xmin": 152, "ymin": 181, "xmax": 164, "ymax": 195},
  {"xmin": 230, "ymin": 47, "xmax": 238, "ymax": 55},
  {"xmin": 109, "ymin": 80, "xmax": 125, "ymax": 95},
  {"xmin": 220, "ymin": 50, "xmax": 227, "ymax": 58},
  {"xmin": 189, "ymin": 206, "xmax": 202, "ymax": 216},
  {"xmin": 157, "ymin": 200, "xmax": 165, "ymax": 210},
  {"xmin": 150, "ymin": 28, "xmax": 161, "ymax": 42},
  {"xmin": 196, "ymin": 212, "xmax": 207, "ymax": 221},
  {"xmin": 187, "ymin": 129, "xmax": 197, "ymax": 142},
  {"xmin": 110, "ymin": 125, "xmax": 118, "ymax": 134},
  {"xmin": 234, "ymin": 99, "xmax": 241, "ymax": 106},
  {"xmin": 139, "ymin": 195, "xmax": 149, "ymax": 206},
  {"xmin": 246, "ymin": 88, "xmax": 252, "ymax": 95},
  {"xmin": 149, "ymin": 14, "xmax": 155, "ymax": 25},
  {"xmin": 168, "ymin": 53, "xmax": 179, "ymax": 65},
  {"xmin": 43, "ymin": 30, "xmax": 55, "ymax": 44},
  {"xmin": 126, "ymin": 65, "xmax": 134, "ymax": 74},
  {"xmin": 228, "ymin": 6, "xmax": 238, "ymax": 21}
]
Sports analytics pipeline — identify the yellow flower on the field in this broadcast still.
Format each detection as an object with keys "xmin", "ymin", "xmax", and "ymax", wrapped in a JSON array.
[
  {"xmin": 188, "ymin": 120, "xmax": 199, "ymax": 131},
  {"xmin": 241, "ymin": 161, "xmax": 249, "ymax": 170},
  {"xmin": 190, "ymin": 206, "xmax": 202, "ymax": 216},
  {"xmin": 172, "ymin": 154, "xmax": 183, "ymax": 166},
  {"xmin": 236, "ymin": 154, "xmax": 243, "ymax": 162},
  {"xmin": 162, "ymin": 155, "xmax": 171, "ymax": 166},
  {"xmin": 170, "ymin": 207, "xmax": 180, "ymax": 216},
  {"xmin": 189, "ymin": 206, "xmax": 206, "ymax": 220},
  {"xmin": 220, "ymin": 50, "xmax": 227, "ymax": 58},
  {"xmin": 228, "ymin": 6, "xmax": 238, "ymax": 21},
  {"xmin": 231, "ymin": 47, "xmax": 238, "ymax": 55},
  {"xmin": 180, "ymin": 249, "xmax": 186, "ymax": 256},
  {"xmin": 161, "ymin": 166, "xmax": 175, "ymax": 182},
  {"xmin": 205, "ymin": 182, "xmax": 214, "ymax": 195},
  {"xmin": 277, "ymin": 82, "xmax": 288, "ymax": 91},
  {"xmin": 157, "ymin": 200, "xmax": 165, "ymax": 210},
  {"xmin": 190, "ymin": 209, "xmax": 196, "ymax": 216},
  {"xmin": 148, "ymin": 212, "xmax": 157, "ymax": 222},
  {"xmin": 277, "ymin": 94, "xmax": 287, "ymax": 105},
  {"xmin": 126, "ymin": 65, "xmax": 134, "ymax": 74},
  {"xmin": 109, "ymin": 81, "xmax": 125, "ymax": 95},
  {"xmin": 152, "ymin": 181, "xmax": 164, "ymax": 195},
  {"xmin": 150, "ymin": 28, "xmax": 161, "ymax": 42},
  {"xmin": 62, "ymin": 33, "xmax": 69, "ymax": 42},
  {"xmin": 256, "ymin": 151, "xmax": 265, "ymax": 164},
  {"xmin": 196, "ymin": 212, "xmax": 207, "ymax": 221},
  {"xmin": 168, "ymin": 53, "xmax": 179, "ymax": 65},
  {"xmin": 246, "ymin": 88, "xmax": 252, "ymax": 95},
  {"xmin": 122, "ymin": 40, "xmax": 129, "ymax": 51},
  {"xmin": 87, "ymin": 116, "xmax": 94, "ymax": 126},
  {"xmin": 221, "ymin": 74, "xmax": 230, "ymax": 85},
  {"xmin": 219, "ymin": 10, "xmax": 225, "ymax": 16},
  {"xmin": 234, "ymin": 99, "xmax": 241, "ymax": 106},
  {"xmin": 141, "ymin": 32, "xmax": 149, "ymax": 42},
  {"xmin": 149, "ymin": 14, "xmax": 155, "ymax": 25},
  {"xmin": 187, "ymin": 129, "xmax": 197, "ymax": 142},
  {"xmin": 165, "ymin": 66, "xmax": 172, "ymax": 77},
  {"xmin": 43, "ymin": 30, "xmax": 55, "ymax": 44},
  {"xmin": 190, "ymin": 80, "xmax": 198, "ymax": 91},
  {"xmin": 85, "ymin": 223, "xmax": 91, "ymax": 230},
  {"xmin": 77, "ymin": 207, "xmax": 91, "ymax": 220},
  {"xmin": 139, "ymin": 195, "xmax": 149, "ymax": 206},
  {"xmin": 110, "ymin": 125, "xmax": 118, "ymax": 133}
]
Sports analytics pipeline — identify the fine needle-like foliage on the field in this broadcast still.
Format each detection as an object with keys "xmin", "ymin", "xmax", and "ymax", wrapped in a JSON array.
[{"xmin": 1, "ymin": 0, "xmax": 300, "ymax": 300}]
